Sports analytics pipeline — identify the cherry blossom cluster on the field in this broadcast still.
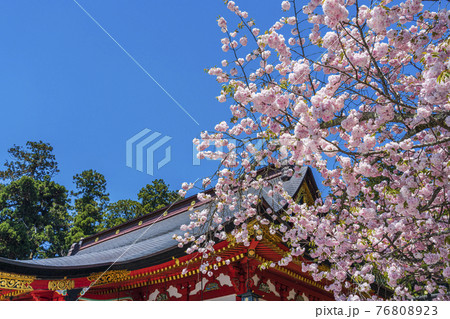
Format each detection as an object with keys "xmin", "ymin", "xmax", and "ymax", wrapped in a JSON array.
[{"xmin": 177, "ymin": 0, "xmax": 450, "ymax": 300}]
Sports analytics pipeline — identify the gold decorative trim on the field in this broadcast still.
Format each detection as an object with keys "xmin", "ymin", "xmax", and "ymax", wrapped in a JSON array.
[
  {"xmin": 0, "ymin": 289, "xmax": 29, "ymax": 301},
  {"xmin": 254, "ymin": 254, "xmax": 324, "ymax": 290},
  {"xmin": 88, "ymin": 270, "xmax": 131, "ymax": 286},
  {"xmin": 0, "ymin": 272, "xmax": 35, "ymax": 280},
  {"xmin": 0, "ymin": 272, "xmax": 35, "ymax": 291},
  {"xmin": 48, "ymin": 279, "xmax": 75, "ymax": 291},
  {"xmin": 94, "ymin": 251, "xmax": 248, "ymax": 295},
  {"xmin": 298, "ymin": 182, "xmax": 314, "ymax": 206},
  {"xmin": 226, "ymin": 233, "xmax": 237, "ymax": 245}
]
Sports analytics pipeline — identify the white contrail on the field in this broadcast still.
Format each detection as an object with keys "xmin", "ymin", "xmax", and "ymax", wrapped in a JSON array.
[
  {"xmin": 72, "ymin": 0, "xmax": 200, "ymax": 126},
  {"xmin": 77, "ymin": 178, "xmax": 199, "ymax": 300}
]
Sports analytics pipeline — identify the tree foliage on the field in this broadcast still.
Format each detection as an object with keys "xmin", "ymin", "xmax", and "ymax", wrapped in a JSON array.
[
  {"xmin": 102, "ymin": 199, "xmax": 144, "ymax": 229},
  {"xmin": 102, "ymin": 180, "xmax": 177, "ymax": 229},
  {"xmin": 0, "ymin": 141, "xmax": 69, "ymax": 259},
  {"xmin": 0, "ymin": 141, "xmax": 59, "ymax": 181},
  {"xmin": 0, "ymin": 142, "xmax": 178, "ymax": 259},
  {"xmin": 177, "ymin": 0, "xmax": 450, "ymax": 300},
  {"xmin": 0, "ymin": 176, "xmax": 70, "ymax": 259},
  {"xmin": 138, "ymin": 179, "xmax": 178, "ymax": 213},
  {"xmin": 66, "ymin": 169, "xmax": 110, "ymax": 245}
]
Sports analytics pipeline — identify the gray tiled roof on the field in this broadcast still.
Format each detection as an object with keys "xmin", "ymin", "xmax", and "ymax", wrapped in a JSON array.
[
  {"xmin": 262, "ymin": 166, "xmax": 307, "ymax": 212},
  {"xmin": 1, "ymin": 169, "xmax": 308, "ymax": 270},
  {"xmin": 18, "ymin": 209, "xmax": 194, "ymax": 267}
]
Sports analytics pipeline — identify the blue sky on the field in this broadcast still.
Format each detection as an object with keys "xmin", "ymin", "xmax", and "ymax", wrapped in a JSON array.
[{"xmin": 0, "ymin": 0, "xmax": 288, "ymax": 202}]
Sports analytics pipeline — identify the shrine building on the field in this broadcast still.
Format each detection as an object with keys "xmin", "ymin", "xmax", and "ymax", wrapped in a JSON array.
[{"xmin": 0, "ymin": 166, "xmax": 336, "ymax": 301}]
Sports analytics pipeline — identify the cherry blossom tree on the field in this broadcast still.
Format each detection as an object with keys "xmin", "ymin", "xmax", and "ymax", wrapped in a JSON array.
[{"xmin": 178, "ymin": 0, "xmax": 449, "ymax": 300}]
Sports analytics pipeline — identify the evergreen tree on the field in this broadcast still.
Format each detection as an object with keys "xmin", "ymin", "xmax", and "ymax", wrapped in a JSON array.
[
  {"xmin": 137, "ymin": 179, "xmax": 178, "ymax": 213},
  {"xmin": 101, "ymin": 199, "xmax": 144, "ymax": 229},
  {"xmin": 0, "ymin": 141, "xmax": 69, "ymax": 259},
  {"xmin": 66, "ymin": 170, "xmax": 109, "ymax": 245},
  {"xmin": 101, "ymin": 180, "xmax": 178, "ymax": 230},
  {"xmin": 0, "ymin": 141, "xmax": 59, "ymax": 181}
]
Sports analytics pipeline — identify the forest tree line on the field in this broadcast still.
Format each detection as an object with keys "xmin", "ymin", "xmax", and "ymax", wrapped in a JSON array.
[{"xmin": 0, "ymin": 141, "xmax": 178, "ymax": 260}]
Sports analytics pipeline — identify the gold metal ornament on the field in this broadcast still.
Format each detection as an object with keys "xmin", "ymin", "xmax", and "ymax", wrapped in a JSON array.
[
  {"xmin": 0, "ymin": 272, "xmax": 35, "ymax": 291},
  {"xmin": 87, "ymin": 270, "xmax": 131, "ymax": 286},
  {"xmin": 48, "ymin": 278, "xmax": 75, "ymax": 291}
]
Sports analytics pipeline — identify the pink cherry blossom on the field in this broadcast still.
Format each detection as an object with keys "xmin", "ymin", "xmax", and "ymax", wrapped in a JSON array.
[
  {"xmin": 217, "ymin": 17, "xmax": 227, "ymax": 29},
  {"xmin": 179, "ymin": 0, "xmax": 450, "ymax": 301},
  {"xmin": 281, "ymin": 1, "xmax": 291, "ymax": 11}
]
